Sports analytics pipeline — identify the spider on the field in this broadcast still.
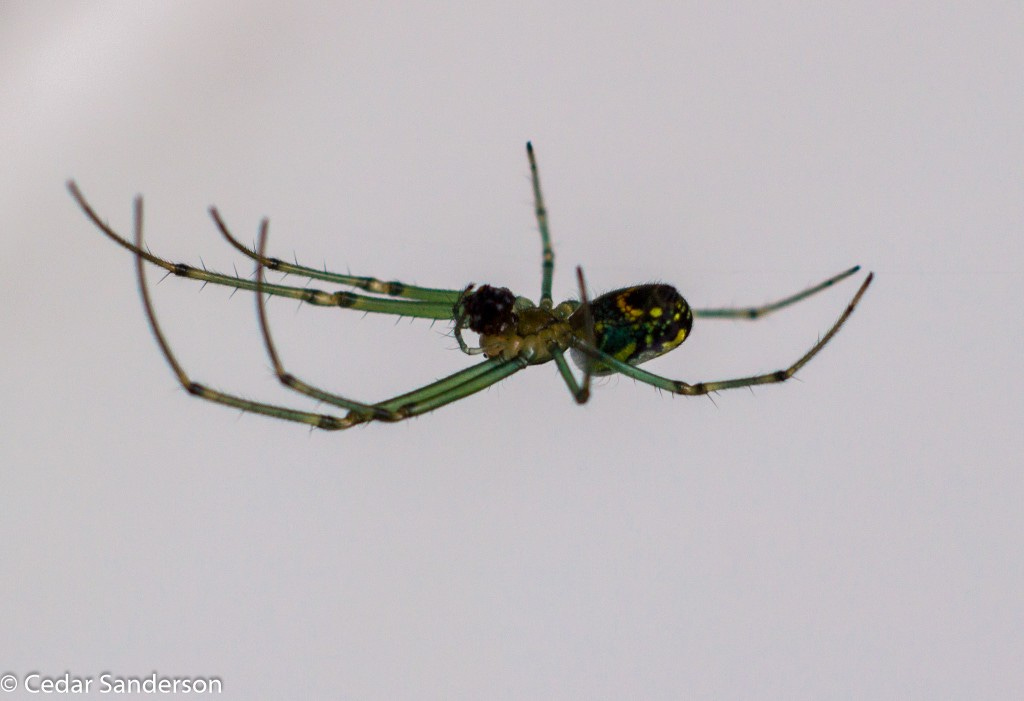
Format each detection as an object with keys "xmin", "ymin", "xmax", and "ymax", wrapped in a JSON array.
[{"xmin": 68, "ymin": 143, "xmax": 872, "ymax": 430}]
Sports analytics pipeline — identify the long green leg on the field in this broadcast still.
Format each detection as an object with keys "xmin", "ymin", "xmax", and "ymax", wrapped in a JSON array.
[
  {"xmin": 573, "ymin": 272, "xmax": 873, "ymax": 395},
  {"xmin": 376, "ymin": 356, "xmax": 528, "ymax": 416},
  {"xmin": 129, "ymin": 194, "xmax": 373, "ymax": 430},
  {"xmin": 251, "ymin": 221, "xmax": 397, "ymax": 420},
  {"xmin": 526, "ymin": 142, "xmax": 555, "ymax": 308},
  {"xmin": 68, "ymin": 181, "xmax": 456, "ymax": 320},
  {"xmin": 252, "ymin": 223, "xmax": 527, "ymax": 421},
  {"xmin": 552, "ymin": 351, "xmax": 589, "ymax": 404},
  {"xmin": 125, "ymin": 194, "xmax": 522, "ymax": 430},
  {"xmin": 694, "ymin": 266, "xmax": 861, "ymax": 319},
  {"xmin": 211, "ymin": 208, "xmax": 461, "ymax": 304}
]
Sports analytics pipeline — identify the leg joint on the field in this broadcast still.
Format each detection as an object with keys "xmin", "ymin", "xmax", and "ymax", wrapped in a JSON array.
[{"xmin": 332, "ymin": 291, "xmax": 357, "ymax": 307}]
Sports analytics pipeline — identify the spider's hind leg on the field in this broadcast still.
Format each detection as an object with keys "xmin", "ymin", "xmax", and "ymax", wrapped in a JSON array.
[
  {"xmin": 574, "ymin": 272, "xmax": 873, "ymax": 397},
  {"xmin": 694, "ymin": 266, "xmax": 862, "ymax": 320}
]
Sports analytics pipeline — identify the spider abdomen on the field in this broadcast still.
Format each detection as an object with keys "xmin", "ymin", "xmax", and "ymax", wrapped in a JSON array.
[{"xmin": 571, "ymin": 284, "xmax": 693, "ymax": 374}]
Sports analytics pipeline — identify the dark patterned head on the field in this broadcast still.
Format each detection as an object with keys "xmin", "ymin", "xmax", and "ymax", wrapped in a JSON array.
[{"xmin": 459, "ymin": 284, "xmax": 518, "ymax": 335}]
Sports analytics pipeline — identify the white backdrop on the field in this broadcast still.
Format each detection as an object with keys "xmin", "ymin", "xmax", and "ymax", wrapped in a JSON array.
[{"xmin": 2, "ymin": 2, "xmax": 1022, "ymax": 698}]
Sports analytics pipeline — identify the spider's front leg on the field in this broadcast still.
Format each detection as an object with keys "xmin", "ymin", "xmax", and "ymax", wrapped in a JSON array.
[
  {"xmin": 127, "ymin": 194, "xmax": 367, "ymax": 430},
  {"xmin": 67, "ymin": 180, "xmax": 464, "ymax": 321},
  {"xmin": 251, "ymin": 227, "xmax": 531, "ymax": 425},
  {"xmin": 78, "ymin": 184, "xmax": 529, "ymax": 431}
]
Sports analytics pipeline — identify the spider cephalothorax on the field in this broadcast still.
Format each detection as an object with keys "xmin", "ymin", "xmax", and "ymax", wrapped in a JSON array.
[
  {"xmin": 69, "ymin": 142, "xmax": 872, "ymax": 431},
  {"xmin": 475, "ymin": 302, "xmax": 578, "ymax": 365}
]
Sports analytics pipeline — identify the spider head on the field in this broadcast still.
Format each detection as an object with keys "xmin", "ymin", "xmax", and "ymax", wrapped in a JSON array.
[{"xmin": 458, "ymin": 284, "xmax": 519, "ymax": 335}]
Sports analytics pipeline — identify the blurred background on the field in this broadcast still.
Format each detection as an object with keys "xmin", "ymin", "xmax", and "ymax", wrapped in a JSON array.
[{"xmin": 2, "ymin": 2, "xmax": 1022, "ymax": 698}]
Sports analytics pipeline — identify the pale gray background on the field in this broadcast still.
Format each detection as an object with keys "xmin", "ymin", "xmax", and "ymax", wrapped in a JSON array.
[{"xmin": 2, "ymin": 2, "xmax": 1022, "ymax": 698}]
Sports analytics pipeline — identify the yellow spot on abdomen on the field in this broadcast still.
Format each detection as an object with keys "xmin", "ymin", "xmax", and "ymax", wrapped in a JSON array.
[{"xmin": 614, "ymin": 342, "xmax": 637, "ymax": 362}]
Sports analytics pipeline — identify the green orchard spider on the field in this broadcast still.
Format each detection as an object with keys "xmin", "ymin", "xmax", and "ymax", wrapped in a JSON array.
[{"xmin": 68, "ymin": 143, "xmax": 872, "ymax": 430}]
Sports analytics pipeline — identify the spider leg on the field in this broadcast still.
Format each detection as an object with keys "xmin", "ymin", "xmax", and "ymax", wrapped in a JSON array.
[
  {"xmin": 526, "ymin": 142, "xmax": 555, "ymax": 308},
  {"xmin": 211, "ymin": 207, "xmax": 462, "ymax": 304},
  {"xmin": 450, "ymin": 285, "xmax": 489, "ymax": 356},
  {"xmin": 573, "ymin": 272, "xmax": 873, "ymax": 396},
  {"xmin": 452, "ymin": 327, "xmax": 488, "ymax": 355},
  {"xmin": 252, "ymin": 221, "xmax": 395, "ymax": 420},
  {"xmin": 374, "ymin": 356, "xmax": 528, "ymax": 417},
  {"xmin": 551, "ymin": 266, "xmax": 595, "ymax": 404},
  {"xmin": 694, "ymin": 265, "xmax": 861, "ymax": 319},
  {"xmin": 253, "ymin": 224, "xmax": 526, "ymax": 422},
  {"xmin": 130, "ymin": 194, "xmax": 363, "ymax": 430},
  {"xmin": 127, "ymin": 195, "xmax": 522, "ymax": 429},
  {"xmin": 68, "ymin": 181, "xmax": 457, "ymax": 321}
]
